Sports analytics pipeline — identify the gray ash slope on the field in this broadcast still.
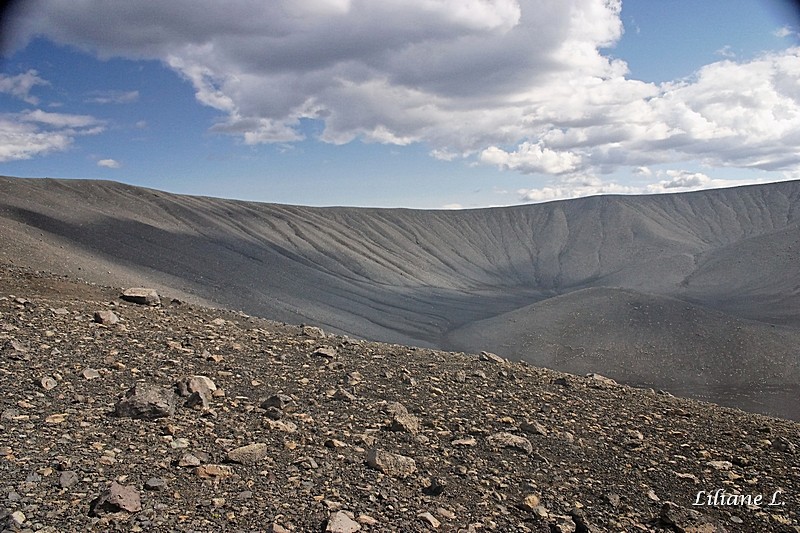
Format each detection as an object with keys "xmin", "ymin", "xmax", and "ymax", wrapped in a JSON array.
[
  {"xmin": 0, "ymin": 265, "xmax": 799, "ymax": 532},
  {"xmin": 1, "ymin": 176, "xmax": 799, "ymax": 420}
]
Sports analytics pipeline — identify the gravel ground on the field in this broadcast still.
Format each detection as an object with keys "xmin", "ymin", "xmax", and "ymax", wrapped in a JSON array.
[{"xmin": 0, "ymin": 264, "xmax": 798, "ymax": 532}]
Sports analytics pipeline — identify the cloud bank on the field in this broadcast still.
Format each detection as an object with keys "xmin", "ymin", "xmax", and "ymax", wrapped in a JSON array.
[{"xmin": 5, "ymin": 0, "xmax": 800, "ymax": 192}]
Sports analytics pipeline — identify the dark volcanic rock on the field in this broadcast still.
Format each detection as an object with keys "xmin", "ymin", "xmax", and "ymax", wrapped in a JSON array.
[{"xmin": 113, "ymin": 383, "xmax": 176, "ymax": 420}]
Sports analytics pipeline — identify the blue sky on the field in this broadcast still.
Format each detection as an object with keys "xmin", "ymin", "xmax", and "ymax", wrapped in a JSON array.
[{"xmin": 1, "ymin": 0, "xmax": 799, "ymax": 208}]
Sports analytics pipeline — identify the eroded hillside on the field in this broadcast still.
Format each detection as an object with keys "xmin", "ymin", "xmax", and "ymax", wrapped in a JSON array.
[{"xmin": 1, "ymin": 176, "xmax": 798, "ymax": 419}]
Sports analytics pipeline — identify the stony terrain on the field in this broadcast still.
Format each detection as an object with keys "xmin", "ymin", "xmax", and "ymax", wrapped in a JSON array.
[
  {"xmin": 1, "ymin": 264, "xmax": 798, "ymax": 532},
  {"xmin": 2, "ymin": 176, "xmax": 799, "ymax": 421}
]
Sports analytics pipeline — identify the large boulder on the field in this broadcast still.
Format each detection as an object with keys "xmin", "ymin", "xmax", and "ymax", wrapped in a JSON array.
[
  {"xmin": 114, "ymin": 383, "xmax": 176, "ymax": 420},
  {"xmin": 121, "ymin": 288, "xmax": 160, "ymax": 306}
]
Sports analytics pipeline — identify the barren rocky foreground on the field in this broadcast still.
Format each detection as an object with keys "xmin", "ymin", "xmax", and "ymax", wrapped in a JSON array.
[{"xmin": 1, "ymin": 264, "xmax": 798, "ymax": 532}]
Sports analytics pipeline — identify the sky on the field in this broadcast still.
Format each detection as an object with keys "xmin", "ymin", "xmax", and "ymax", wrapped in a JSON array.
[{"xmin": 0, "ymin": 0, "xmax": 799, "ymax": 209}]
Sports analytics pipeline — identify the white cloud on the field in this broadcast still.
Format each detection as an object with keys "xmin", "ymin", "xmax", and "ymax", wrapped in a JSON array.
[
  {"xmin": 20, "ymin": 109, "xmax": 102, "ymax": 129},
  {"xmin": 85, "ymin": 90, "xmax": 139, "ymax": 104},
  {"xmin": 0, "ymin": 119, "xmax": 70, "ymax": 162},
  {"xmin": 0, "ymin": 70, "xmax": 48, "ymax": 104},
  {"xmin": 774, "ymin": 26, "xmax": 796, "ymax": 38},
  {"xmin": 97, "ymin": 158, "xmax": 120, "ymax": 168},
  {"xmin": 517, "ymin": 171, "xmax": 773, "ymax": 203},
  {"xmin": 5, "ymin": 1, "xmax": 800, "ymax": 184},
  {"xmin": 715, "ymin": 45, "xmax": 735, "ymax": 58},
  {"xmin": 430, "ymin": 149, "xmax": 459, "ymax": 161},
  {"xmin": 0, "ymin": 109, "xmax": 104, "ymax": 162},
  {"xmin": 481, "ymin": 142, "xmax": 581, "ymax": 174},
  {"xmin": 441, "ymin": 203, "xmax": 464, "ymax": 210}
]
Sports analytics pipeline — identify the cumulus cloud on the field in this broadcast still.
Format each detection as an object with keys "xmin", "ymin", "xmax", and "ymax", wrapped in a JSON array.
[
  {"xmin": 481, "ymin": 142, "xmax": 581, "ymax": 174},
  {"xmin": 0, "ymin": 69, "xmax": 48, "ymax": 104},
  {"xmin": 97, "ymin": 158, "xmax": 120, "ymax": 168},
  {"xmin": 0, "ymin": 119, "xmax": 70, "ymax": 162},
  {"xmin": 0, "ymin": 108, "xmax": 105, "ymax": 162},
  {"xmin": 4, "ymin": 0, "xmax": 800, "ymax": 185}
]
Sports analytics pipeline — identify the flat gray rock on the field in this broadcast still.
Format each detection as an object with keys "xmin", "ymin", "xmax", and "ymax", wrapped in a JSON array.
[
  {"xmin": 121, "ymin": 288, "xmax": 160, "ymax": 306},
  {"xmin": 227, "ymin": 443, "xmax": 269, "ymax": 464},
  {"xmin": 366, "ymin": 448, "xmax": 416, "ymax": 478}
]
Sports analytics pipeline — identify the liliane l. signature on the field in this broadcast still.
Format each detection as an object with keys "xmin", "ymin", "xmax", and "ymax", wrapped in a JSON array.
[{"xmin": 692, "ymin": 489, "xmax": 785, "ymax": 507}]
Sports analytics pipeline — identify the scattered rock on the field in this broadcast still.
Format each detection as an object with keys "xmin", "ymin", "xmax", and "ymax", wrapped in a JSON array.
[
  {"xmin": 357, "ymin": 514, "xmax": 379, "ymax": 526},
  {"xmin": 302, "ymin": 325, "xmax": 326, "ymax": 338},
  {"xmin": 195, "ymin": 464, "xmax": 234, "ymax": 480},
  {"xmin": 113, "ymin": 383, "xmax": 176, "ymax": 420},
  {"xmin": 366, "ymin": 448, "xmax": 417, "ymax": 478},
  {"xmin": 1, "ymin": 265, "xmax": 799, "ymax": 532},
  {"xmin": 93, "ymin": 309, "xmax": 119, "ymax": 325},
  {"xmin": 144, "ymin": 477, "xmax": 167, "ymax": 491},
  {"xmin": 772, "ymin": 436, "xmax": 796, "ymax": 454},
  {"xmin": 185, "ymin": 390, "xmax": 209, "ymax": 410},
  {"xmin": 418, "ymin": 511, "xmax": 441, "ymax": 528},
  {"xmin": 176, "ymin": 375, "xmax": 217, "ymax": 397},
  {"xmin": 659, "ymin": 501, "xmax": 726, "ymax": 532},
  {"xmin": 261, "ymin": 394, "xmax": 294, "ymax": 410},
  {"xmin": 487, "ymin": 432, "xmax": 533, "ymax": 454},
  {"xmin": 313, "ymin": 346, "xmax": 337, "ymax": 358},
  {"xmin": 227, "ymin": 443, "xmax": 269, "ymax": 464},
  {"xmin": 121, "ymin": 287, "xmax": 160, "ymax": 306},
  {"xmin": 520, "ymin": 494, "xmax": 540, "ymax": 512},
  {"xmin": 706, "ymin": 460, "xmax": 732, "ymax": 470},
  {"xmin": 586, "ymin": 372, "xmax": 617, "ymax": 387},
  {"xmin": 89, "ymin": 481, "xmax": 142, "ymax": 515},
  {"xmin": 333, "ymin": 388, "xmax": 356, "ymax": 402},
  {"xmin": 520, "ymin": 419, "xmax": 548, "ymax": 436},
  {"xmin": 605, "ymin": 493, "xmax": 620, "ymax": 508},
  {"xmin": 39, "ymin": 376, "xmax": 57, "ymax": 391},
  {"xmin": 82, "ymin": 368, "xmax": 101, "ymax": 380},
  {"xmin": 178, "ymin": 453, "xmax": 202, "ymax": 467},
  {"xmin": 387, "ymin": 402, "xmax": 421, "ymax": 434},
  {"xmin": 326, "ymin": 510, "xmax": 361, "ymax": 533},
  {"xmin": 479, "ymin": 351, "xmax": 506, "ymax": 364},
  {"xmin": 422, "ymin": 477, "xmax": 447, "ymax": 496},
  {"xmin": 551, "ymin": 516, "xmax": 577, "ymax": 533},
  {"xmin": 9, "ymin": 510, "xmax": 25, "ymax": 527},
  {"xmin": 3, "ymin": 339, "xmax": 27, "ymax": 354},
  {"xmin": 58, "ymin": 470, "xmax": 79, "ymax": 488}
]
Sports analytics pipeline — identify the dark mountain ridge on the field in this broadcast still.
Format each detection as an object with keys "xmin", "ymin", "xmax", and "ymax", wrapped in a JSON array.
[{"xmin": 1, "ymin": 176, "xmax": 798, "ymax": 419}]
